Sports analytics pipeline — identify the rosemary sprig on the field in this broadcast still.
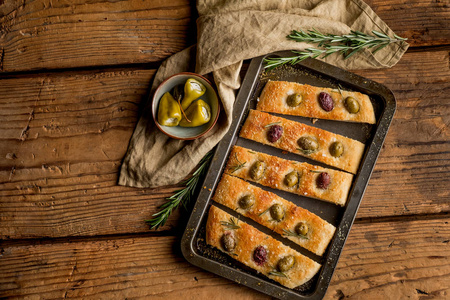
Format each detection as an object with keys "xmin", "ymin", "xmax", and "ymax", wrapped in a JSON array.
[
  {"xmin": 229, "ymin": 153, "xmax": 246, "ymax": 173},
  {"xmin": 264, "ymin": 29, "xmax": 407, "ymax": 70},
  {"xmin": 282, "ymin": 229, "xmax": 309, "ymax": 240},
  {"xmin": 264, "ymin": 121, "xmax": 281, "ymax": 128},
  {"xmin": 269, "ymin": 270, "xmax": 288, "ymax": 278},
  {"xmin": 220, "ymin": 217, "xmax": 240, "ymax": 229},
  {"xmin": 264, "ymin": 49, "xmax": 324, "ymax": 70},
  {"xmin": 145, "ymin": 150, "xmax": 214, "ymax": 230}
]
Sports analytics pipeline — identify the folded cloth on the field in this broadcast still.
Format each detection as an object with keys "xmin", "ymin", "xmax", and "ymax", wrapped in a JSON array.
[{"xmin": 119, "ymin": 0, "xmax": 409, "ymax": 188}]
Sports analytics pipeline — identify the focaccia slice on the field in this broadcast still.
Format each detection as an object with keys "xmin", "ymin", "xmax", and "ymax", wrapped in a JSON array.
[
  {"xmin": 224, "ymin": 146, "xmax": 353, "ymax": 206},
  {"xmin": 206, "ymin": 205, "xmax": 321, "ymax": 289},
  {"xmin": 257, "ymin": 80, "xmax": 376, "ymax": 124},
  {"xmin": 240, "ymin": 110, "xmax": 365, "ymax": 174},
  {"xmin": 213, "ymin": 174, "xmax": 336, "ymax": 256}
]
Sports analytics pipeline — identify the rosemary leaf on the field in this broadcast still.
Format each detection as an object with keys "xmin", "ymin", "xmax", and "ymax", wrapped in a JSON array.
[
  {"xmin": 145, "ymin": 150, "xmax": 214, "ymax": 230},
  {"xmin": 220, "ymin": 217, "xmax": 240, "ymax": 229},
  {"xmin": 258, "ymin": 207, "xmax": 271, "ymax": 217},
  {"xmin": 336, "ymin": 85, "xmax": 344, "ymax": 97},
  {"xmin": 229, "ymin": 153, "xmax": 246, "ymax": 173},
  {"xmin": 282, "ymin": 229, "xmax": 309, "ymax": 240},
  {"xmin": 264, "ymin": 121, "xmax": 281, "ymax": 128},
  {"xmin": 269, "ymin": 270, "xmax": 288, "ymax": 278},
  {"xmin": 372, "ymin": 43, "xmax": 389, "ymax": 54},
  {"xmin": 309, "ymin": 170, "xmax": 322, "ymax": 174}
]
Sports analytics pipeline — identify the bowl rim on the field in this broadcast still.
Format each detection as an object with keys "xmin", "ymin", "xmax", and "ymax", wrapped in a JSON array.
[{"xmin": 152, "ymin": 72, "xmax": 221, "ymax": 141}]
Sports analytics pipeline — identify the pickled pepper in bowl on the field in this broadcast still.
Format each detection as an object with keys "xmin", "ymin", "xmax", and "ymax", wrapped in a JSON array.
[
  {"xmin": 157, "ymin": 92, "xmax": 182, "ymax": 126},
  {"xmin": 179, "ymin": 99, "xmax": 211, "ymax": 127},
  {"xmin": 181, "ymin": 78, "xmax": 206, "ymax": 110}
]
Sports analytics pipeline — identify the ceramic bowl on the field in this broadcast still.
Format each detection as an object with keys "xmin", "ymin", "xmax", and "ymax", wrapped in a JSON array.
[{"xmin": 152, "ymin": 72, "xmax": 220, "ymax": 140}]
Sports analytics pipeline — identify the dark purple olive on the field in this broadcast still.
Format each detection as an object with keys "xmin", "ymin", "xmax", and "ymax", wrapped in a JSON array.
[
  {"xmin": 316, "ymin": 172, "xmax": 331, "ymax": 189},
  {"xmin": 253, "ymin": 245, "xmax": 267, "ymax": 266},
  {"xmin": 318, "ymin": 92, "xmax": 334, "ymax": 112},
  {"xmin": 267, "ymin": 124, "xmax": 283, "ymax": 143}
]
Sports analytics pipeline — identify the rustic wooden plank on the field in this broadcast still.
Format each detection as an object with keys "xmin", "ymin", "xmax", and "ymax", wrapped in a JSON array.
[
  {"xmin": 0, "ymin": 49, "xmax": 449, "ymax": 239},
  {"xmin": 325, "ymin": 217, "xmax": 450, "ymax": 299},
  {"xmin": 353, "ymin": 49, "xmax": 450, "ymax": 218},
  {"xmin": 0, "ymin": 218, "xmax": 448, "ymax": 299},
  {"xmin": 0, "ymin": 236, "xmax": 267, "ymax": 300},
  {"xmin": 0, "ymin": 68, "xmax": 184, "ymax": 237},
  {"xmin": 366, "ymin": 0, "xmax": 450, "ymax": 47},
  {"xmin": 0, "ymin": 0, "xmax": 193, "ymax": 72},
  {"xmin": 0, "ymin": 0, "xmax": 448, "ymax": 72}
]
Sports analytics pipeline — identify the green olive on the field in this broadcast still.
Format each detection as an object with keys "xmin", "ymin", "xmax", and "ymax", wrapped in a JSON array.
[
  {"xmin": 295, "ymin": 222, "xmax": 309, "ymax": 236},
  {"xmin": 238, "ymin": 194, "xmax": 255, "ymax": 210},
  {"xmin": 284, "ymin": 171, "xmax": 299, "ymax": 187},
  {"xmin": 287, "ymin": 93, "xmax": 302, "ymax": 107},
  {"xmin": 221, "ymin": 232, "xmax": 236, "ymax": 252},
  {"xmin": 249, "ymin": 161, "xmax": 266, "ymax": 180},
  {"xmin": 344, "ymin": 97, "xmax": 360, "ymax": 114},
  {"xmin": 297, "ymin": 136, "xmax": 319, "ymax": 152},
  {"xmin": 269, "ymin": 204, "xmax": 285, "ymax": 222},
  {"xmin": 329, "ymin": 141, "xmax": 344, "ymax": 157},
  {"xmin": 277, "ymin": 255, "xmax": 296, "ymax": 272}
]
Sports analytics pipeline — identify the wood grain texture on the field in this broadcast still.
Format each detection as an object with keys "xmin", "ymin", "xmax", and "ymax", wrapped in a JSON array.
[
  {"xmin": 365, "ymin": 0, "xmax": 450, "ymax": 47},
  {"xmin": 353, "ymin": 49, "xmax": 450, "ymax": 218},
  {"xmin": 325, "ymin": 217, "xmax": 450, "ymax": 299},
  {"xmin": 0, "ymin": 69, "xmax": 183, "ymax": 237},
  {"xmin": 0, "ymin": 0, "xmax": 448, "ymax": 72},
  {"xmin": 0, "ymin": 0, "xmax": 194, "ymax": 72},
  {"xmin": 0, "ymin": 218, "xmax": 448, "ymax": 299},
  {"xmin": 1, "ymin": 50, "xmax": 449, "ymax": 239},
  {"xmin": 0, "ymin": 235, "xmax": 268, "ymax": 300}
]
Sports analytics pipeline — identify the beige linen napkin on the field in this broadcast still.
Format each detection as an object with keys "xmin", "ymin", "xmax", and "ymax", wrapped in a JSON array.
[{"xmin": 119, "ymin": 0, "xmax": 408, "ymax": 188}]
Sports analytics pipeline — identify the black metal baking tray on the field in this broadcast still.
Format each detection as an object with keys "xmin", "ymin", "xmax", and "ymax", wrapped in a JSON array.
[{"xmin": 181, "ymin": 50, "xmax": 396, "ymax": 299}]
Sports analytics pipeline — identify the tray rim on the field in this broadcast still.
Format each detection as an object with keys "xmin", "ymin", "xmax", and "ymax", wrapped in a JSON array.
[{"xmin": 181, "ymin": 51, "xmax": 396, "ymax": 300}]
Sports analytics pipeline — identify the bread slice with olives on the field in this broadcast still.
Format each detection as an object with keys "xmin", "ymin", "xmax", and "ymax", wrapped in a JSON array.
[
  {"xmin": 257, "ymin": 80, "xmax": 376, "ymax": 124},
  {"xmin": 240, "ymin": 110, "xmax": 365, "ymax": 174},
  {"xmin": 213, "ymin": 174, "xmax": 336, "ymax": 256},
  {"xmin": 206, "ymin": 205, "xmax": 321, "ymax": 288},
  {"xmin": 225, "ymin": 146, "xmax": 353, "ymax": 206}
]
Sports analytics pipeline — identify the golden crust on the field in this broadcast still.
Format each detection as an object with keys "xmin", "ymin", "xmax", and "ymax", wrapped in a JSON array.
[
  {"xmin": 213, "ymin": 174, "xmax": 336, "ymax": 256},
  {"xmin": 225, "ymin": 146, "xmax": 353, "ymax": 206},
  {"xmin": 240, "ymin": 110, "xmax": 365, "ymax": 174},
  {"xmin": 257, "ymin": 80, "xmax": 376, "ymax": 124},
  {"xmin": 206, "ymin": 205, "xmax": 321, "ymax": 289}
]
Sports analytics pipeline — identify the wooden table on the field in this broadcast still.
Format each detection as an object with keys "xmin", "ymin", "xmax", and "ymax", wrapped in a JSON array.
[{"xmin": 1, "ymin": 1, "xmax": 449, "ymax": 299}]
